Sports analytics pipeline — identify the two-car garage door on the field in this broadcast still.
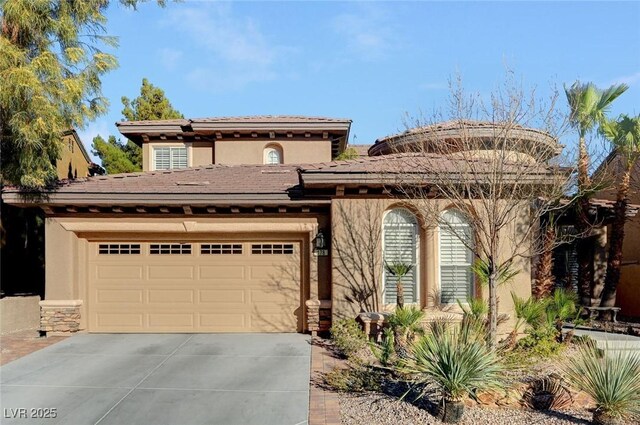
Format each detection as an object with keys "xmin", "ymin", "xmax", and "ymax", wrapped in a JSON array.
[{"xmin": 88, "ymin": 240, "xmax": 302, "ymax": 333}]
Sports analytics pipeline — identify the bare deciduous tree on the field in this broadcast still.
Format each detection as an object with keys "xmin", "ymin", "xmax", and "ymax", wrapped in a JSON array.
[{"xmin": 383, "ymin": 75, "xmax": 574, "ymax": 346}]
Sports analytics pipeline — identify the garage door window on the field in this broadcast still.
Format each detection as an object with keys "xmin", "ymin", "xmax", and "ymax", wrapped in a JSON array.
[
  {"xmin": 98, "ymin": 244, "xmax": 141, "ymax": 254},
  {"xmin": 150, "ymin": 243, "xmax": 192, "ymax": 255},
  {"xmin": 251, "ymin": 243, "xmax": 294, "ymax": 254},
  {"xmin": 201, "ymin": 244, "xmax": 243, "ymax": 254}
]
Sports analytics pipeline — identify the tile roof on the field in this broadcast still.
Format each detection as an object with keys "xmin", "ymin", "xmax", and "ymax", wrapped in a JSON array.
[
  {"xmin": 4, "ymin": 164, "xmax": 300, "ymax": 197},
  {"xmin": 349, "ymin": 145, "xmax": 372, "ymax": 156},
  {"xmin": 118, "ymin": 115, "xmax": 350, "ymax": 126},
  {"xmin": 300, "ymin": 152, "xmax": 551, "ymax": 174}
]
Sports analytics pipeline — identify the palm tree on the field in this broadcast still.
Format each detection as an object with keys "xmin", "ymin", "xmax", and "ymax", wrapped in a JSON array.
[
  {"xmin": 384, "ymin": 260, "xmax": 414, "ymax": 309},
  {"xmin": 599, "ymin": 115, "xmax": 640, "ymax": 311},
  {"xmin": 564, "ymin": 82, "xmax": 628, "ymax": 305}
]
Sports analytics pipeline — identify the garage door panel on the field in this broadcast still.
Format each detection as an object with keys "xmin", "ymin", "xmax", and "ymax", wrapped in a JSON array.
[
  {"xmin": 199, "ymin": 266, "xmax": 245, "ymax": 280},
  {"xmin": 96, "ymin": 313, "xmax": 144, "ymax": 328},
  {"xmin": 96, "ymin": 289, "xmax": 144, "ymax": 304},
  {"xmin": 96, "ymin": 265, "xmax": 143, "ymax": 280},
  {"xmin": 199, "ymin": 289, "xmax": 246, "ymax": 304},
  {"xmin": 199, "ymin": 313, "xmax": 247, "ymax": 330},
  {"xmin": 149, "ymin": 313, "xmax": 194, "ymax": 328},
  {"xmin": 148, "ymin": 289, "xmax": 194, "ymax": 303},
  {"xmin": 148, "ymin": 265, "xmax": 194, "ymax": 280},
  {"xmin": 89, "ymin": 241, "xmax": 302, "ymax": 333}
]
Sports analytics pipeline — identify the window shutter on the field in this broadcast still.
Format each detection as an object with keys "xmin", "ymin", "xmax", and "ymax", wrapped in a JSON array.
[
  {"xmin": 171, "ymin": 147, "xmax": 188, "ymax": 168},
  {"xmin": 439, "ymin": 211, "xmax": 473, "ymax": 304},
  {"xmin": 154, "ymin": 148, "xmax": 170, "ymax": 170},
  {"xmin": 383, "ymin": 210, "xmax": 418, "ymax": 305}
]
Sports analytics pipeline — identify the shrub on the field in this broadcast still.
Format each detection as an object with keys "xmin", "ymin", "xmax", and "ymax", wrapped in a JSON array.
[
  {"xmin": 330, "ymin": 318, "xmax": 368, "ymax": 359},
  {"xmin": 323, "ymin": 363, "xmax": 383, "ymax": 392},
  {"xmin": 370, "ymin": 327, "xmax": 395, "ymax": 367},
  {"xmin": 388, "ymin": 305, "xmax": 425, "ymax": 358},
  {"xmin": 400, "ymin": 320, "xmax": 506, "ymax": 423},
  {"xmin": 565, "ymin": 344, "xmax": 640, "ymax": 425}
]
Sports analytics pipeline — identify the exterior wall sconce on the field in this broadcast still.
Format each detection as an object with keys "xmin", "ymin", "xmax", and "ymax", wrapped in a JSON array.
[{"xmin": 313, "ymin": 229, "xmax": 329, "ymax": 257}]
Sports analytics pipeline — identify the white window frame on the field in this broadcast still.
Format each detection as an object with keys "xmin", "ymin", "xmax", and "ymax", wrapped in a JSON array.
[
  {"xmin": 381, "ymin": 208, "xmax": 420, "ymax": 306},
  {"xmin": 263, "ymin": 146, "xmax": 282, "ymax": 165},
  {"xmin": 153, "ymin": 145, "xmax": 189, "ymax": 170},
  {"xmin": 438, "ymin": 209, "xmax": 474, "ymax": 305}
]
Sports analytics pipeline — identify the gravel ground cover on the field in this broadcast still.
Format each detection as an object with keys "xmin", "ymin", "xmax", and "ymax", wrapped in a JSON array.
[{"xmin": 340, "ymin": 392, "xmax": 593, "ymax": 425}]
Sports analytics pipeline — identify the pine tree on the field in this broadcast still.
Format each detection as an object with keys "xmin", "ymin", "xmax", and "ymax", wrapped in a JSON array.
[{"xmin": 92, "ymin": 78, "xmax": 183, "ymax": 174}]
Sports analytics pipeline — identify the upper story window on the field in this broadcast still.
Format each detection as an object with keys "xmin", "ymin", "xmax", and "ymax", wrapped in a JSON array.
[
  {"xmin": 154, "ymin": 146, "xmax": 187, "ymax": 170},
  {"xmin": 263, "ymin": 145, "xmax": 283, "ymax": 165}
]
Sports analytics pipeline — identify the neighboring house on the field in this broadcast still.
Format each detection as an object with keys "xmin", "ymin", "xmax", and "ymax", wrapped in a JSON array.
[
  {"xmin": 591, "ymin": 152, "xmax": 640, "ymax": 317},
  {"xmin": 58, "ymin": 130, "xmax": 104, "ymax": 180},
  {"xmin": 2, "ymin": 116, "xmax": 558, "ymax": 335}
]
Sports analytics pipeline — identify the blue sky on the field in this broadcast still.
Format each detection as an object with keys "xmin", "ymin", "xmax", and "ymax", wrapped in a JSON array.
[{"xmin": 80, "ymin": 1, "xmax": 640, "ymax": 161}]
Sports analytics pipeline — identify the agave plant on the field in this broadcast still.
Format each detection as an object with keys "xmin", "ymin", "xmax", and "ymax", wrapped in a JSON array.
[
  {"xmin": 565, "ymin": 344, "xmax": 640, "ymax": 425},
  {"xmin": 388, "ymin": 305, "xmax": 425, "ymax": 358},
  {"xmin": 400, "ymin": 321, "xmax": 505, "ymax": 423},
  {"xmin": 384, "ymin": 260, "xmax": 414, "ymax": 308}
]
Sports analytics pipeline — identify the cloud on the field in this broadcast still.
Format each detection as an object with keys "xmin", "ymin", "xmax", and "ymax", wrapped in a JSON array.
[
  {"xmin": 608, "ymin": 71, "xmax": 640, "ymax": 87},
  {"xmin": 161, "ymin": 4, "xmax": 291, "ymax": 91},
  {"xmin": 331, "ymin": 4, "xmax": 398, "ymax": 61}
]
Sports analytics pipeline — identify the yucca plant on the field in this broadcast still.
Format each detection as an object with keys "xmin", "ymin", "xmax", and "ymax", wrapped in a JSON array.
[
  {"xmin": 370, "ymin": 327, "xmax": 395, "ymax": 367},
  {"xmin": 400, "ymin": 321, "xmax": 505, "ymax": 423},
  {"xmin": 384, "ymin": 260, "xmax": 414, "ymax": 308},
  {"xmin": 565, "ymin": 344, "xmax": 640, "ymax": 425},
  {"xmin": 388, "ymin": 305, "xmax": 425, "ymax": 358}
]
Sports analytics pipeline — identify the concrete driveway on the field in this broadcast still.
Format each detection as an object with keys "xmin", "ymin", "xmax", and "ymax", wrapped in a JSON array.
[{"xmin": 0, "ymin": 334, "xmax": 311, "ymax": 425}]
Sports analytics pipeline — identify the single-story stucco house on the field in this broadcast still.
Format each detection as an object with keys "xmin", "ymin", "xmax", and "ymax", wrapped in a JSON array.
[{"xmin": 2, "ymin": 116, "xmax": 561, "ymax": 335}]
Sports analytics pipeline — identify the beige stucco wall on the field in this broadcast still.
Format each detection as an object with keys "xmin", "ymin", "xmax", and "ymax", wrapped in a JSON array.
[
  {"xmin": 0, "ymin": 296, "xmax": 41, "ymax": 334},
  {"xmin": 57, "ymin": 134, "xmax": 90, "ymax": 179},
  {"xmin": 141, "ymin": 139, "xmax": 331, "ymax": 171},
  {"xmin": 44, "ymin": 215, "xmax": 331, "ymax": 332},
  {"xmin": 215, "ymin": 139, "xmax": 332, "ymax": 165},
  {"xmin": 330, "ymin": 197, "xmax": 531, "ymax": 335}
]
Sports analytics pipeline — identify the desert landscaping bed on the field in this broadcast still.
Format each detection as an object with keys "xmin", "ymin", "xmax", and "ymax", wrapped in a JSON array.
[{"xmin": 340, "ymin": 393, "xmax": 593, "ymax": 425}]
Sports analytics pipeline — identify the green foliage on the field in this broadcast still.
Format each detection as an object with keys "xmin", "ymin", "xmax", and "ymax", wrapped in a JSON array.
[
  {"xmin": 0, "ymin": 0, "xmax": 122, "ymax": 188},
  {"xmin": 334, "ymin": 147, "xmax": 359, "ymax": 161},
  {"xmin": 92, "ymin": 135, "xmax": 140, "ymax": 174},
  {"xmin": 516, "ymin": 326, "xmax": 561, "ymax": 357},
  {"xmin": 471, "ymin": 259, "xmax": 519, "ymax": 287},
  {"xmin": 92, "ymin": 78, "xmax": 182, "ymax": 174},
  {"xmin": 388, "ymin": 306, "xmax": 425, "ymax": 334},
  {"xmin": 330, "ymin": 318, "xmax": 368, "ymax": 359},
  {"xmin": 370, "ymin": 328, "xmax": 395, "ymax": 367},
  {"xmin": 384, "ymin": 261, "xmax": 414, "ymax": 307},
  {"xmin": 400, "ymin": 320, "xmax": 506, "ymax": 403},
  {"xmin": 565, "ymin": 344, "xmax": 640, "ymax": 421},
  {"xmin": 601, "ymin": 114, "xmax": 640, "ymax": 166},
  {"xmin": 121, "ymin": 78, "xmax": 183, "ymax": 121},
  {"xmin": 565, "ymin": 82, "xmax": 629, "ymax": 138},
  {"xmin": 511, "ymin": 289, "xmax": 579, "ymax": 357},
  {"xmin": 384, "ymin": 261, "xmax": 414, "ymax": 278},
  {"xmin": 323, "ymin": 363, "xmax": 383, "ymax": 393}
]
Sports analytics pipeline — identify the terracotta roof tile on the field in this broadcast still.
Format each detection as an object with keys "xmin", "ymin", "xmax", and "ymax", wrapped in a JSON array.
[{"xmin": 11, "ymin": 164, "xmax": 301, "ymax": 196}]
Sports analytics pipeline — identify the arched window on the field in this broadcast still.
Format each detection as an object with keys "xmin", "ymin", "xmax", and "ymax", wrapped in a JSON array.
[
  {"xmin": 264, "ymin": 145, "xmax": 282, "ymax": 165},
  {"xmin": 383, "ymin": 208, "xmax": 419, "ymax": 305},
  {"xmin": 439, "ymin": 209, "xmax": 474, "ymax": 304}
]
